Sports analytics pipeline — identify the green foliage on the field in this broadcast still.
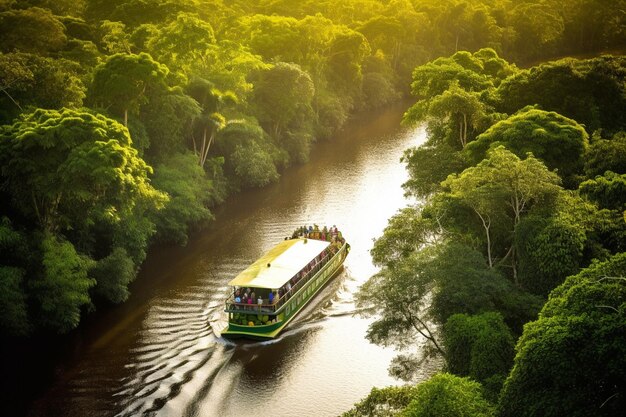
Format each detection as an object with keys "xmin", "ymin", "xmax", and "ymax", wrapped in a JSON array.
[
  {"xmin": 584, "ymin": 132, "xmax": 626, "ymax": 178},
  {"xmin": 0, "ymin": 7, "xmax": 67, "ymax": 54},
  {"xmin": 356, "ymin": 245, "xmax": 445, "ymax": 359},
  {"xmin": 88, "ymin": 52, "xmax": 169, "ymax": 125},
  {"xmin": 516, "ymin": 215, "xmax": 586, "ymax": 297},
  {"xmin": 229, "ymin": 142, "xmax": 279, "ymax": 188},
  {"xmin": 495, "ymin": 56, "xmax": 626, "ymax": 134},
  {"xmin": 0, "ymin": 217, "xmax": 30, "ymax": 336},
  {"xmin": 342, "ymin": 385, "xmax": 417, "ymax": 417},
  {"xmin": 90, "ymin": 247, "xmax": 135, "ymax": 303},
  {"xmin": 0, "ymin": 108, "xmax": 166, "ymax": 238},
  {"xmin": 0, "ymin": 52, "xmax": 85, "ymax": 123},
  {"xmin": 140, "ymin": 88, "xmax": 201, "ymax": 161},
  {"xmin": 404, "ymin": 49, "xmax": 514, "ymax": 151},
  {"xmin": 427, "ymin": 243, "xmax": 542, "ymax": 333},
  {"xmin": 146, "ymin": 12, "xmax": 216, "ymax": 72},
  {"xmin": 443, "ymin": 312, "xmax": 515, "ymax": 401},
  {"xmin": 99, "ymin": 20, "xmax": 132, "ymax": 54},
  {"xmin": 579, "ymin": 172, "xmax": 626, "ymax": 211},
  {"xmin": 498, "ymin": 253, "xmax": 626, "ymax": 417},
  {"xmin": 0, "ymin": 266, "xmax": 29, "ymax": 336},
  {"xmin": 370, "ymin": 206, "xmax": 438, "ymax": 267},
  {"xmin": 465, "ymin": 108, "xmax": 589, "ymax": 186},
  {"xmin": 32, "ymin": 234, "xmax": 95, "ymax": 334},
  {"xmin": 400, "ymin": 373, "xmax": 495, "ymax": 417},
  {"xmin": 249, "ymin": 62, "xmax": 315, "ymax": 163},
  {"xmin": 401, "ymin": 144, "xmax": 468, "ymax": 198},
  {"xmin": 151, "ymin": 152, "xmax": 214, "ymax": 246},
  {"xmin": 442, "ymin": 147, "xmax": 562, "ymax": 276}
]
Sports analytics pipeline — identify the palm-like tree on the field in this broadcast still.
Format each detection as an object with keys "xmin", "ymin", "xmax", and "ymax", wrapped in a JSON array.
[{"xmin": 186, "ymin": 77, "xmax": 238, "ymax": 167}]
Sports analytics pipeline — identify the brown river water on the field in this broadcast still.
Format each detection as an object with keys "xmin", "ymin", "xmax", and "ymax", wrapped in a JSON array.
[{"xmin": 15, "ymin": 102, "xmax": 432, "ymax": 417}]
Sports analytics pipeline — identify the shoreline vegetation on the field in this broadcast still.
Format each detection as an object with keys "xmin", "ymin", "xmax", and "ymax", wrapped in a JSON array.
[{"xmin": 0, "ymin": 1, "xmax": 625, "ymax": 416}]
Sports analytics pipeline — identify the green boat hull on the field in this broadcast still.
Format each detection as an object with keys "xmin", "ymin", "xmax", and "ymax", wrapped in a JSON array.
[{"xmin": 221, "ymin": 242, "xmax": 349, "ymax": 339}]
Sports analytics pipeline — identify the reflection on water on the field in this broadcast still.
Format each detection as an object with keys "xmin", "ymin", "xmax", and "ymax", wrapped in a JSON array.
[{"xmin": 25, "ymin": 102, "xmax": 431, "ymax": 417}]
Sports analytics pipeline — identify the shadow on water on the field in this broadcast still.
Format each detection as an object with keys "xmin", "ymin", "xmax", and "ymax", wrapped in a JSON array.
[{"xmin": 6, "ymin": 100, "xmax": 429, "ymax": 417}]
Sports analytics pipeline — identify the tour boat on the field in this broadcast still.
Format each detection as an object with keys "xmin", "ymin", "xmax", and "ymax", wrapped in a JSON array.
[{"xmin": 221, "ymin": 230, "xmax": 349, "ymax": 339}]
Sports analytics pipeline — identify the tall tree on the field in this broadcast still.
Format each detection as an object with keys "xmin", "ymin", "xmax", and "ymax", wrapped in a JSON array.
[
  {"xmin": 89, "ymin": 52, "xmax": 169, "ymax": 126},
  {"xmin": 185, "ymin": 77, "xmax": 237, "ymax": 168},
  {"xmin": 498, "ymin": 253, "xmax": 626, "ymax": 417},
  {"xmin": 465, "ymin": 108, "xmax": 589, "ymax": 186},
  {"xmin": 443, "ymin": 147, "xmax": 561, "ymax": 281},
  {"xmin": 0, "ymin": 108, "xmax": 167, "ymax": 238}
]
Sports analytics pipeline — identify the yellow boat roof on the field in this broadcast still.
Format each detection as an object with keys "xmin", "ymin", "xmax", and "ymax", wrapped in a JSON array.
[{"xmin": 228, "ymin": 238, "xmax": 330, "ymax": 289}]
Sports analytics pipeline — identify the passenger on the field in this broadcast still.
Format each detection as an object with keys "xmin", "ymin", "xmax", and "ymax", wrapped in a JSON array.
[
  {"xmin": 257, "ymin": 296, "xmax": 263, "ymax": 310},
  {"xmin": 269, "ymin": 291, "xmax": 275, "ymax": 304}
]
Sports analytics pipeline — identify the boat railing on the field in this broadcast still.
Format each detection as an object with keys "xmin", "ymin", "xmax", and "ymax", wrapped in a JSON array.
[{"xmin": 224, "ymin": 242, "xmax": 346, "ymax": 315}]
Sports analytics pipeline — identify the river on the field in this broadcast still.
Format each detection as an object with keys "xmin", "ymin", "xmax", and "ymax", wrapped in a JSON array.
[{"xmin": 20, "ymin": 102, "xmax": 430, "ymax": 417}]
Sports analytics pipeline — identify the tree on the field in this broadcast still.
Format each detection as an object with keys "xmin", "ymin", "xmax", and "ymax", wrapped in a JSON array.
[
  {"xmin": 579, "ymin": 172, "xmax": 626, "ymax": 211},
  {"xmin": 584, "ymin": 132, "xmax": 626, "ymax": 178},
  {"xmin": 495, "ymin": 56, "xmax": 626, "ymax": 134},
  {"xmin": 443, "ymin": 147, "xmax": 562, "ymax": 282},
  {"xmin": 146, "ymin": 12, "xmax": 216, "ymax": 72},
  {"xmin": 151, "ymin": 152, "xmax": 214, "ymax": 245},
  {"xmin": 427, "ymin": 83, "xmax": 490, "ymax": 149},
  {"xmin": 0, "ymin": 52, "xmax": 85, "ymax": 123},
  {"xmin": 88, "ymin": 52, "xmax": 169, "ymax": 126},
  {"xmin": 325, "ymin": 28, "xmax": 371, "ymax": 95},
  {"xmin": 498, "ymin": 253, "xmax": 626, "ymax": 417},
  {"xmin": 0, "ymin": 7, "xmax": 67, "ymax": 54},
  {"xmin": 99, "ymin": 20, "xmax": 132, "ymax": 54},
  {"xmin": 443, "ymin": 312, "xmax": 515, "ymax": 401},
  {"xmin": 356, "ymin": 246, "xmax": 447, "ymax": 372},
  {"xmin": 400, "ymin": 373, "xmax": 495, "ymax": 417},
  {"xmin": 31, "ymin": 234, "xmax": 95, "ymax": 334},
  {"xmin": 465, "ymin": 108, "xmax": 589, "ymax": 186},
  {"xmin": 426, "ymin": 243, "xmax": 542, "ymax": 333},
  {"xmin": 401, "ymin": 143, "xmax": 468, "ymax": 198},
  {"xmin": 342, "ymin": 385, "xmax": 418, "ymax": 417},
  {"xmin": 0, "ymin": 108, "xmax": 167, "ymax": 241},
  {"xmin": 140, "ymin": 88, "xmax": 201, "ymax": 161},
  {"xmin": 249, "ymin": 62, "xmax": 315, "ymax": 163},
  {"xmin": 0, "ymin": 217, "xmax": 30, "ymax": 336},
  {"xmin": 90, "ymin": 247, "xmax": 135, "ymax": 304},
  {"xmin": 360, "ymin": 238, "xmax": 539, "ymax": 381},
  {"xmin": 507, "ymin": 2, "xmax": 563, "ymax": 61},
  {"xmin": 515, "ymin": 215, "xmax": 586, "ymax": 296},
  {"xmin": 185, "ymin": 77, "xmax": 237, "ymax": 167}
]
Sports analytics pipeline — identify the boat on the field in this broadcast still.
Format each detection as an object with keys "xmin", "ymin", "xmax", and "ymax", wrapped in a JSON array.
[{"xmin": 221, "ymin": 227, "xmax": 349, "ymax": 339}]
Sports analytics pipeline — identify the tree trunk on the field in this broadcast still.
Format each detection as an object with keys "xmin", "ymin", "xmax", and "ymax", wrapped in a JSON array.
[
  {"xmin": 198, "ymin": 127, "xmax": 207, "ymax": 166},
  {"xmin": 458, "ymin": 113, "xmax": 468, "ymax": 148},
  {"xmin": 124, "ymin": 109, "xmax": 128, "ymax": 127},
  {"xmin": 475, "ymin": 209, "xmax": 493, "ymax": 268},
  {"xmin": 200, "ymin": 130, "xmax": 215, "ymax": 168}
]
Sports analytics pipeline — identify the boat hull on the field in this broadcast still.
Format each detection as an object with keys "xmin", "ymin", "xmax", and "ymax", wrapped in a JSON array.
[{"xmin": 221, "ymin": 242, "xmax": 349, "ymax": 339}]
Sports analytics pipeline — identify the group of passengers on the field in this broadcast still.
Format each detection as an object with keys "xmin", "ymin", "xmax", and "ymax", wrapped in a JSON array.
[
  {"xmin": 291, "ymin": 224, "xmax": 343, "ymax": 243},
  {"xmin": 233, "ymin": 287, "xmax": 278, "ymax": 311}
]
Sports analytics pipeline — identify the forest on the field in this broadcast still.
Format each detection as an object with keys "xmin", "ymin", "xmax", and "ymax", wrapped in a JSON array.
[{"xmin": 0, "ymin": 0, "xmax": 625, "ymax": 416}]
